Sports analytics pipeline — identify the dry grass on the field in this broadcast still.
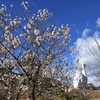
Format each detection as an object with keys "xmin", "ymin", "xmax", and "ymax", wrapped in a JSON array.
[
  {"xmin": 15, "ymin": 89, "xmax": 100, "ymax": 100},
  {"xmin": 90, "ymin": 90, "xmax": 100, "ymax": 100},
  {"xmin": 1, "ymin": 85, "xmax": 100, "ymax": 100}
]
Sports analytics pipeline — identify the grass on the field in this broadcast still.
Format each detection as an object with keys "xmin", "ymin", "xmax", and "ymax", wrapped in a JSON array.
[{"xmin": 90, "ymin": 90, "xmax": 100, "ymax": 100}]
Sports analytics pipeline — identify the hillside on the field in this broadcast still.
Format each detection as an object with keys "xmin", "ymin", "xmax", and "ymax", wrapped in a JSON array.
[
  {"xmin": 90, "ymin": 90, "xmax": 100, "ymax": 100},
  {"xmin": 0, "ymin": 68, "xmax": 100, "ymax": 100}
]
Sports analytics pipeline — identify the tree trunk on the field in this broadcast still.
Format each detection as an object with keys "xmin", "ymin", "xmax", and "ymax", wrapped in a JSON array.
[{"xmin": 32, "ymin": 83, "xmax": 36, "ymax": 100}]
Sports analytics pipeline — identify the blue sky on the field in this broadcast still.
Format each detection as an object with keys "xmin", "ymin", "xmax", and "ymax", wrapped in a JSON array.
[
  {"xmin": 1, "ymin": 0, "xmax": 100, "ymax": 42},
  {"xmin": 0, "ymin": 0, "xmax": 100, "ymax": 43},
  {"xmin": 1, "ymin": 0, "xmax": 100, "ymax": 85}
]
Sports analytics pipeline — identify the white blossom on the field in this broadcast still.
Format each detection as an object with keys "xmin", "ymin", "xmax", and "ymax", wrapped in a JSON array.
[
  {"xmin": 27, "ymin": 23, "xmax": 31, "ymax": 29},
  {"xmin": 23, "ymin": 50, "xmax": 32, "ymax": 59},
  {"xmin": 43, "ymin": 9, "xmax": 48, "ymax": 13},
  {"xmin": 11, "ymin": 36, "xmax": 21, "ymax": 48},
  {"xmin": 21, "ymin": 1, "xmax": 29, "ymax": 10},
  {"xmin": 4, "ymin": 32, "xmax": 13, "ymax": 42},
  {"xmin": 20, "ymin": 33, "xmax": 26, "ymax": 37},
  {"xmin": 34, "ymin": 29, "xmax": 40, "ymax": 35},
  {"xmin": 10, "ymin": 20, "xmax": 21, "ymax": 27},
  {"xmin": 26, "ymin": 35, "xmax": 31, "ymax": 41},
  {"xmin": 28, "ymin": 19, "xmax": 34, "ymax": 25},
  {"xmin": 0, "ymin": 3, "xmax": 71, "ymax": 99},
  {"xmin": 35, "ymin": 36, "xmax": 43, "ymax": 45},
  {"xmin": 2, "ymin": 4, "xmax": 6, "ymax": 10},
  {"xmin": 24, "ymin": 25, "xmax": 27, "ymax": 29}
]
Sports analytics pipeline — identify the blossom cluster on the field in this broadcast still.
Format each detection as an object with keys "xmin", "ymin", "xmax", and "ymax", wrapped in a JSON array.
[
  {"xmin": 0, "ymin": 1, "xmax": 72, "ymax": 99},
  {"xmin": 21, "ymin": 1, "xmax": 29, "ymax": 10}
]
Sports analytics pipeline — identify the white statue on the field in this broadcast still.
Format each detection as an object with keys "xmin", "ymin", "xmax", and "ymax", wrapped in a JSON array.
[{"xmin": 73, "ymin": 63, "xmax": 87, "ymax": 89}]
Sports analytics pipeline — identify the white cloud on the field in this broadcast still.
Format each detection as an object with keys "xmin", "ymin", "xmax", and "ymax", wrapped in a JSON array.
[
  {"xmin": 73, "ymin": 32, "xmax": 100, "ymax": 85},
  {"xmin": 72, "ymin": 29, "xmax": 100, "ymax": 85},
  {"xmin": 72, "ymin": 18, "xmax": 100, "ymax": 86},
  {"xmin": 96, "ymin": 17, "xmax": 100, "ymax": 27},
  {"xmin": 94, "ymin": 31, "xmax": 100, "ymax": 37},
  {"xmin": 82, "ymin": 28, "xmax": 92, "ymax": 38}
]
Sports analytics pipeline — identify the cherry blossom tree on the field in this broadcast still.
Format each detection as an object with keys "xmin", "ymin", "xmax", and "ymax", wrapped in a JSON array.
[{"xmin": 0, "ymin": 1, "xmax": 73, "ymax": 100}]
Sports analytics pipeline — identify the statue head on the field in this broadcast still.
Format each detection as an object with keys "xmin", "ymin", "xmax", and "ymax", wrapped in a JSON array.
[{"xmin": 82, "ymin": 63, "xmax": 86, "ymax": 68}]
